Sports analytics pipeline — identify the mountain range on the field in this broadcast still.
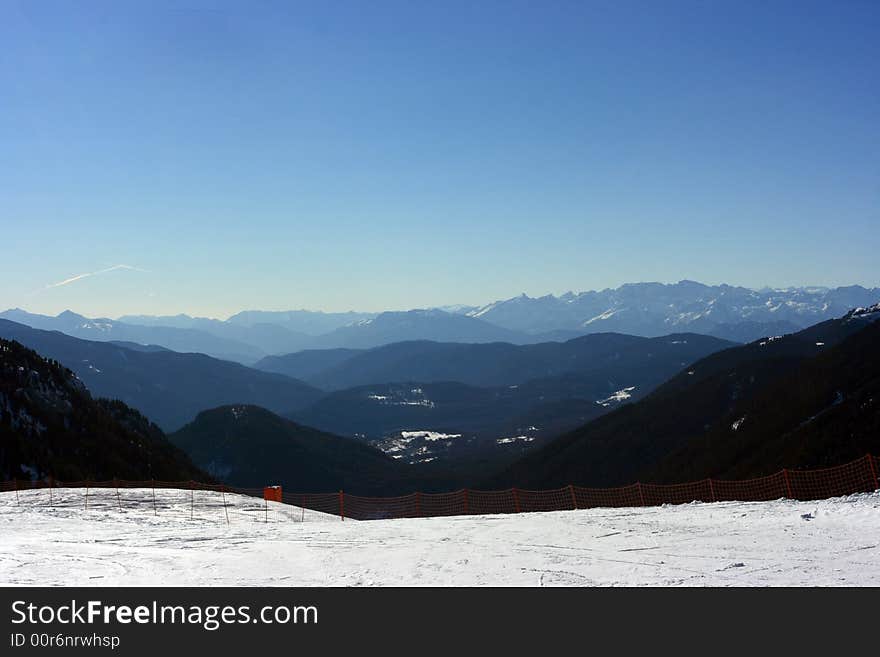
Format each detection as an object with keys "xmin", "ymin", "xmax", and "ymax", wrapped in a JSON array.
[
  {"xmin": 0, "ymin": 320, "xmax": 322, "ymax": 431},
  {"xmin": 6, "ymin": 282, "xmax": 877, "ymax": 363},
  {"xmin": 3, "ymin": 284, "xmax": 879, "ymax": 497},
  {"xmin": 462, "ymin": 281, "xmax": 880, "ymax": 337},
  {"xmin": 0, "ymin": 336, "xmax": 404, "ymax": 493},
  {"xmin": 490, "ymin": 304, "xmax": 880, "ymax": 489},
  {"xmin": 260, "ymin": 333, "xmax": 732, "ymax": 390},
  {"xmin": 281, "ymin": 333, "xmax": 734, "ymax": 463},
  {"xmin": 0, "ymin": 317, "xmax": 731, "ymax": 455}
]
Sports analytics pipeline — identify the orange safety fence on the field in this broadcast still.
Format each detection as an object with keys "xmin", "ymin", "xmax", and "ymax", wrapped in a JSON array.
[{"xmin": 1, "ymin": 454, "xmax": 878, "ymax": 522}]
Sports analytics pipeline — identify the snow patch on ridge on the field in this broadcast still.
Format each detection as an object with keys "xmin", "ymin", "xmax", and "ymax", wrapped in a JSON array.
[{"xmin": 596, "ymin": 386, "xmax": 636, "ymax": 407}]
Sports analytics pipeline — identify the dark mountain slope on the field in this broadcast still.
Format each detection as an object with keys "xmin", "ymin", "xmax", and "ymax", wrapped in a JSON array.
[
  {"xmin": 170, "ymin": 405, "xmax": 406, "ymax": 495},
  {"xmin": 255, "ymin": 348, "xmax": 363, "ymax": 381},
  {"xmin": 490, "ymin": 306, "xmax": 880, "ymax": 489},
  {"xmin": 0, "ymin": 320, "xmax": 323, "ymax": 431},
  {"xmin": 0, "ymin": 338, "xmax": 205, "ymax": 482},
  {"xmin": 652, "ymin": 314, "xmax": 880, "ymax": 481},
  {"xmin": 281, "ymin": 332, "xmax": 733, "ymax": 390}
]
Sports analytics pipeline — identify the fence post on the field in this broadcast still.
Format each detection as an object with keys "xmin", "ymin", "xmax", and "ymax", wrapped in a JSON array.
[
  {"xmin": 190, "ymin": 481, "xmax": 194, "ymax": 520},
  {"xmin": 708, "ymin": 478, "xmax": 716, "ymax": 503},
  {"xmin": 637, "ymin": 482, "xmax": 646, "ymax": 506},
  {"xmin": 115, "ymin": 478, "xmax": 122, "ymax": 511},
  {"xmin": 151, "ymin": 480, "xmax": 157, "ymax": 516},
  {"xmin": 782, "ymin": 469, "xmax": 793, "ymax": 499},
  {"xmin": 865, "ymin": 454, "xmax": 880, "ymax": 490},
  {"xmin": 264, "ymin": 494, "xmax": 268, "ymax": 524},
  {"xmin": 414, "ymin": 491, "xmax": 421, "ymax": 518},
  {"xmin": 222, "ymin": 486, "xmax": 229, "ymax": 525},
  {"xmin": 48, "ymin": 476, "xmax": 54, "ymax": 507},
  {"xmin": 463, "ymin": 489, "xmax": 469, "ymax": 515},
  {"xmin": 14, "ymin": 480, "xmax": 19, "ymax": 505},
  {"xmin": 301, "ymin": 494, "xmax": 305, "ymax": 523},
  {"xmin": 568, "ymin": 484, "xmax": 577, "ymax": 510},
  {"xmin": 339, "ymin": 490, "xmax": 345, "ymax": 521},
  {"xmin": 512, "ymin": 488, "xmax": 521, "ymax": 514}
]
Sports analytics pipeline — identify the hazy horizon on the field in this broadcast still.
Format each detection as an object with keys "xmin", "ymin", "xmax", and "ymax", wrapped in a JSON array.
[
  {"xmin": 4, "ymin": 2, "xmax": 878, "ymax": 318},
  {"xmin": 3, "ymin": 277, "xmax": 879, "ymax": 322}
]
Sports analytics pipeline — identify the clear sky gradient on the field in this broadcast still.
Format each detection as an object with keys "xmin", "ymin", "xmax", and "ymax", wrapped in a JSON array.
[{"xmin": 2, "ymin": 1, "xmax": 878, "ymax": 318}]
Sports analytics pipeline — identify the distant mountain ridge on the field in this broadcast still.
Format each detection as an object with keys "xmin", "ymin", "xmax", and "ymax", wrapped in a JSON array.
[
  {"xmin": 0, "ymin": 309, "xmax": 266, "ymax": 363},
  {"xmin": 464, "ymin": 281, "xmax": 880, "ymax": 339},
  {"xmin": 259, "ymin": 332, "xmax": 734, "ymax": 391},
  {"xmin": 303, "ymin": 309, "xmax": 528, "ymax": 350},
  {"xmin": 7, "ymin": 281, "xmax": 878, "ymax": 359},
  {"xmin": 0, "ymin": 320, "xmax": 323, "ymax": 431}
]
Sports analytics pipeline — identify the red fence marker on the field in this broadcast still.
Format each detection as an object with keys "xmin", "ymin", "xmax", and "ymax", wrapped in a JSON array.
[
  {"xmin": 568, "ymin": 484, "xmax": 577, "ymax": 510},
  {"xmin": 783, "ymin": 469, "xmax": 793, "ymax": 499}
]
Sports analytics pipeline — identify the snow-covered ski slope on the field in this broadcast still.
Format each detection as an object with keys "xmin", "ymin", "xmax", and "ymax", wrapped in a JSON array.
[{"xmin": 1, "ymin": 488, "xmax": 878, "ymax": 586}]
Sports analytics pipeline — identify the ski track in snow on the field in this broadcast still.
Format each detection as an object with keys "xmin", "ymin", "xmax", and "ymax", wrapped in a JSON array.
[{"xmin": 1, "ymin": 489, "xmax": 878, "ymax": 586}]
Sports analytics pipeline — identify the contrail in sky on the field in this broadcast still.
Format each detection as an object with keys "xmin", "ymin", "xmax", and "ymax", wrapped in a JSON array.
[{"xmin": 44, "ymin": 264, "xmax": 149, "ymax": 290}]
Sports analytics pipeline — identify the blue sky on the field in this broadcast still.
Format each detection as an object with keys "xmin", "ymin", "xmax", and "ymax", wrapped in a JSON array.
[{"xmin": 2, "ymin": 0, "xmax": 878, "ymax": 318}]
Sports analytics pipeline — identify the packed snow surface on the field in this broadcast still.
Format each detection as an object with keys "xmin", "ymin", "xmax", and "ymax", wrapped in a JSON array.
[{"xmin": 1, "ymin": 489, "xmax": 879, "ymax": 586}]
